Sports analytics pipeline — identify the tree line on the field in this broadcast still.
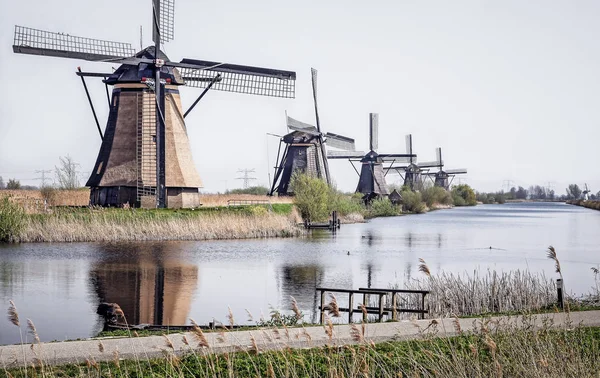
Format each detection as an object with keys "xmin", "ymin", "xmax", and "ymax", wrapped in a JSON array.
[{"xmin": 0, "ymin": 156, "xmax": 81, "ymax": 191}]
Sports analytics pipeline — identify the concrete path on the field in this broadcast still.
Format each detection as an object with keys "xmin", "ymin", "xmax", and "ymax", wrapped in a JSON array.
[{"xmin": 1, "ymin": 311, "xmax": 599, "ymax": 368}]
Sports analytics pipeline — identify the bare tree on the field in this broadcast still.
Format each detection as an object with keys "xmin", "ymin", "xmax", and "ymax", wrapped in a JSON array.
[{"xmin": 55, "ymin": 155, "xmax": 80, "ymax": 190}]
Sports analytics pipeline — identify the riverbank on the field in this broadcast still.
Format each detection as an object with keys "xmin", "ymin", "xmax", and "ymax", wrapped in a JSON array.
[
  {"xmin": 567, "ymin": 199, "xmax": 600, "ymax": 211},
  {"xmin": 2, "ymin": 311, "xmax": 599, "ymax": 376},
  {"xmin": 2, "ymin": 202, "xmax": 303, "ymax": 243}
]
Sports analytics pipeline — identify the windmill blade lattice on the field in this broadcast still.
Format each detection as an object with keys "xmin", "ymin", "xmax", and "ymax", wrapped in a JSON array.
[
  {"xmin": 13, "ymin": 26, "xmax": 135, "ymax": 62},
  {"xmin": 179, "ymin": 60, "xmax": 296, "ymax": 98}
]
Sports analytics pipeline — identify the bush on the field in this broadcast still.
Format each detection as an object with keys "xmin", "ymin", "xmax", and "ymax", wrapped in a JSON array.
[
  {"xmin": 401, "ymin": 190, "xmax": 426, "ymax": 213},
  {"xmin": 368, "ymin": 197, "xmax": 399, "ymax": 217},
  {"xmin": 0, "ymin": 197, "xmax": 25, "ymax": 242},
  {"xmin": 226, "ymin": 186, "xmax": 270, "ymax": 195},
  {"xmin": 6, "ymin": 179, "xmax": 21, "ymax": 190},
  {"xmin": 290, "ymin": 173, "xmax": 330, "ymax": 222},
  {"xmin": 452, "ymin": 184, "xmax": 477, "ymax": 206},
  {"xmin": 40, "ymin": 186, "xmax": 56, "ymax": 205},
  {"xmin": 421, "ymin": 186, "xmax": 453, "ymax": 208},
  {"xmin": 328, "ymin": 190, "xmax": 364, "ymax": 216}
]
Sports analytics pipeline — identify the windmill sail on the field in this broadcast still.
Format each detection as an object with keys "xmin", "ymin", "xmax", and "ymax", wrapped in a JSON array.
[
  {"xmin": 324, "ymin": 133, "xmax": 355, "ymax": 151},
  {"xmin": 369, "ymin": 113, "xmax": 379, "ymax": 151},
  {"xmin": 13, "ymin": 26, "xmax": 135, "ymax": 62}
]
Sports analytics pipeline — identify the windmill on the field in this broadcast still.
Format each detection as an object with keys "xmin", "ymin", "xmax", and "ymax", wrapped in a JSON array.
[
  {"xmin": 387, "ymin": 135, "xmax": 433, "ymax": 191},
  {"xmin": 424, "ymin": 147, "xmax": 467, "ymax": 190},
  {"xmin": 327, "ymin": 113, "xmax": 416, "ymax": 201},
  {"xmin": 269, "ymin": 68, "xmax": 356, "ymax": 196},
  {"xmin": 12, "ymin": 0, "xmax": 296, "ymax": 208},
  {"xmin": 583, "ymin": 183, "xmax": 591, "ymax": 200}
]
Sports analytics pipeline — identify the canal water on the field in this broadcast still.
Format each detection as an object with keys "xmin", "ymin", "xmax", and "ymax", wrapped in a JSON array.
[{"xmin": 1, "ymin": 202, "xmax": 599, "ymax": 345}]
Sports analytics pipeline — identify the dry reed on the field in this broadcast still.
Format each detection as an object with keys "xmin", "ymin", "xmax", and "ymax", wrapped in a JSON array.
[
  {"xmin": 19, "ymin": 212, "xmax": 301, "ymax": 242},
  {"xmin": 405, "ymin": 268, "xmax": 558, "ymax": 317}
]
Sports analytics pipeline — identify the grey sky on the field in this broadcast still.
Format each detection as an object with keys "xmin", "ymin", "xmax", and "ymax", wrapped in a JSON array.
[{"xmin": 1, "ymin": 0, "xmax": 598, "ymax": 194}]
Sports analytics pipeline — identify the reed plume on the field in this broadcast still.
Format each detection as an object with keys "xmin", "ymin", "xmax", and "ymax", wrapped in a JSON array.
[
  {"xmin": 290, "ymin": 296, "xmax": 302, "ymax": 320},
  {"xmin": 27, "ymin": 319, "xmax": 40, "ymax": 344},
  {"xmin": 324, "ymin": 294, "xmax": 341, "ymax": 317},
  {"xmin": 190, "ymin": 318, "xmax": 210, "ymax": 348},
  {"xmin": 7, "ymin": 300, "xmax": 20, "ymax": 327},
  {"xmin": 227, "ymin": 307, "xmax": 235, "ymax": 328},
  {"xmin": 546, "ymin": 246, "xmax": 562, "ymax": 278},
  {"xmin": 418, "ymin": 258, "xmax": 431, "ymax": 277}
]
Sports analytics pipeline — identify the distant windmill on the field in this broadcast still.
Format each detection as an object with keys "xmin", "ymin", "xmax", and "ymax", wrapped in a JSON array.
[
  {"xmin": 388, "ymin": 135, "xmax": 438, "ymax": 190},
  {"xmin": 269, "ymin": 68, "xmax": 356, "ymax": 196},
  {"xmin": 327, "ymin": 113, "xmax": 415, "ymax": 201},
  {"xmin": 12, "ymin": 0, "xmax": 296, "ymax": 208},
  {"xmin": 423, "ymin": 148, "xmax": 467, "ymax": 190},
  {"xmin": 583, "ymin": 183, "xmax": 591, "ymax": 200}
]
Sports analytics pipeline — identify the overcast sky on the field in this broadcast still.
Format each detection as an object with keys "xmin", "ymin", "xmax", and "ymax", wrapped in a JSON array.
[{"xmin": 1, "ymin": 0, "xmax": 599, "ymax": 194}]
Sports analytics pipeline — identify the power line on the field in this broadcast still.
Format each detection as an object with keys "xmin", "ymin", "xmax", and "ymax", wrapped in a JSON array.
[
  {"xmin": 35, "ymin": 170, "xmax": 53, "ymax": 187},
  {"xmin": 236, "ymin": 169, "xmax": 256, "ymax": 189}
]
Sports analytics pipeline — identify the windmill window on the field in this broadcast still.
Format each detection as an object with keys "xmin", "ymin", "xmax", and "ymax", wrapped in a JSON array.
[{"xmin": 96, "ymin": 162, "xmax": 103, "ymax": 174}]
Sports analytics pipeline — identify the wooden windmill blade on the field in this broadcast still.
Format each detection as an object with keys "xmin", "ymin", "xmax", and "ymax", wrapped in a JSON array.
[
  {"xmin": 12, "ymin": 26, "xmax": 136, "ymax": 62},
  {"xmin": 286, "ymin": 116, "xmax": 320, "ymax": 135},
  {"xmin": 327, "ymin": 150, "xmax": 366, "ymax": 159},
  {"xmin": 436, "ymin": 147, "xmax": 443, "ymax": 169},
  {"xmin": 445, "ymin": 168, "xmax": 468, "ymax": 174},
  {"xmin": 311, "ymin": 68, "xmax": 331, "ymax": 185},
  {"xmin": 405, "ymin": 134, "xmax": 415, "ymax": 163},
  {"xmin": 176, "ymin": 59, "xmax": 296, "ymax": 98},
  {"xmin": 324, "ymin": 133, "xmax": 355, "ymax": 151},
  {"xmin": 369, "ymin": 113, "xmax": 379, "ymax": 151}
]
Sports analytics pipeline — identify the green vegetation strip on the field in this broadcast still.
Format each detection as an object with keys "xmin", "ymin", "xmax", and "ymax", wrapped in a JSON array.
[{"xmin": 5, "ymin": 326, "xmax": 600, "ymax": 377}]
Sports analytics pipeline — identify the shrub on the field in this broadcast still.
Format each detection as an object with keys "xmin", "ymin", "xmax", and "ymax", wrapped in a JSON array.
[
  {"xmin": 290, "ymin": 173, "xmax": 330, "ymax": 222},
  {"xmin": 368, "ymin": 197, "xmax": 399, "ymax": 217},
  {"xmin": 328, "ymin": 190, "xmax": 364, "ymax": 216},
  {"xmin": 0, "ymin": 197, "xmax": 25, "ymax": 242},
  {"xmin": 421, "ymin": 186, "xmax": 453, "ymax": 208},
  {"xmin": 226, "ymin": 186, "xmax": 270, "ymax": 195},
  {"xmin": 401, "ymin": 189, "xmax": 426, "ymax": 213},
  {"xmin": 452, "ymin": 184, "xmax": 477, "ymax": 206},
  {"xmin": 6, "ymin": 179, "xmax": 21, "ymax": 190},
  {"xmin": 40, "ymin": 186, "xmax": 56, "ymax": 205}
]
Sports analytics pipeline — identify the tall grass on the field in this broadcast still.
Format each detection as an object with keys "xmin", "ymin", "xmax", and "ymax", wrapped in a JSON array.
[
  {"xmin": 3, "ymin": 298, "xmax": 600, "ymax": 377},
  {"xmin": 0, "ymin": 197, "xmax": 25, "ymax": 242},
  {"xmin": 405, "ymin": 268, "xmax": 558, "ymax": 317},
  {"xmin": 16, "ymin": 207, "xmax": 301, "ymax": 242}
]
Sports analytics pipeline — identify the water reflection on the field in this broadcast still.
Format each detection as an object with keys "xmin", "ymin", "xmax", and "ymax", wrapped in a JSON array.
[
  {"xmin": 278, "ymin": 265, "xmax": 323, "ymax": 323},
  {"xmin": 89, "ymin": 243, "xmax": 198, "ymax": 325}
]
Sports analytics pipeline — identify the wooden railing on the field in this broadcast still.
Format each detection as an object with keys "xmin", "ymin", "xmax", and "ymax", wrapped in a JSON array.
[{"xmin": 316, "ymin": 287, "xmax": 430, "ymax": 324}]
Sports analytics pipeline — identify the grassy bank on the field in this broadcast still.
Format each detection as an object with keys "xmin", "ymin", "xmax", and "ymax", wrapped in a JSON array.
[
  {"xmin": 4, "ymin": 321, "xmax": 600, "ymax": 377},
  {"xmin": 4, "ymin": 204, "xmax": 301, "ymax": 243},
  {"xmin": 567, "ymin": 199, "xmax": 600, "ymax": 211}
]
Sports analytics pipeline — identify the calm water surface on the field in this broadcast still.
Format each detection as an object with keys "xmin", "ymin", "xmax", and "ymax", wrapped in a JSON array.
[{"xmin": 1, "ymin": 202, "xmax": 599, "ymax": 345}]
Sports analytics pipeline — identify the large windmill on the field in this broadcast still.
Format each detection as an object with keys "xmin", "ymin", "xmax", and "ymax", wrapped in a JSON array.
[
  {"xmin": 12, "ymin": 0, "xmax": 296, "ymax": 208},
  {"xmin": 423, "ymin": 148, "xmax": 467, "ymax": 190},
  {"xmin": 327, "ymin": 113, "xmax": 415, "ymax": 201},
  {"xmin": 269, "ymin": 69, "xmax": 356, "ymax": 196}
]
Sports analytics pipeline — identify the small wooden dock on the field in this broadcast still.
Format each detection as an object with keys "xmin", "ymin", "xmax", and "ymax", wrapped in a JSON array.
[
  {"xmin": 316, "ymin": 286, "xmax": 429, "ymax": 324},
  {"xmin": 304, "ymin": 211, "xmax": 341, "ymax": 230}
]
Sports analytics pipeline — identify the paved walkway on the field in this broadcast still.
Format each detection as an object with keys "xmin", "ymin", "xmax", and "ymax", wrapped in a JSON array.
[{"xmin": 1, "ymin": 311, "xmax": 599, "ymax": 368}]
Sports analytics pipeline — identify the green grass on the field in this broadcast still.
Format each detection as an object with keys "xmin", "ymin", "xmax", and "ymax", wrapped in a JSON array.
[{"xmin": 5, "ymin": 325, "xmax": 600, "ymax": 377}]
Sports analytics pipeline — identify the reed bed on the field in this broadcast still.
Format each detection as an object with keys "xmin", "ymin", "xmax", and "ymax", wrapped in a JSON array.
[
  {"xmin": 0, "ymin": 189, "xmax": 90, "ymax": 212},
  {"xmin": 404, "ymin": 268, "xmax": 558, "ymax": 317},
  {"xmin": 18, "ymin": 210, "xmax": 301, "ymax": 242},
  {"xmin": 3, "ymin": 299, "xmax": 600, "ymax": 377},
  {"xmin": 568, "ymin": 199, "xmax": 600, "ymax": 211}
]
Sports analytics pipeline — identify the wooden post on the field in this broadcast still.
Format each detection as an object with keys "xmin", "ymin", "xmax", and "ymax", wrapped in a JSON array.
[
  {"xmin": 320, "ymin": 290, "xmax": 326, "ymax": 324},
  {"xmin": 348, "ymin": 292, "xmax": 354, "ymax": 323},
  {"xmin": 392, "ymin": 293, "xmax": 397, "ymax": 320},
  {"xmin": 557, "ymin": 279, "xmax": 564, "ymax": 310},
  {"xmin": 421, "ymin": 293, "xmax": 426, "ymax": 320},
  {"xmin": 378, "ymin": 294, "xmax": 384, "ymax": 322},
  {"xmin": 362, "ymin": 293, "xmax": 368, "ymax": 322}
]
